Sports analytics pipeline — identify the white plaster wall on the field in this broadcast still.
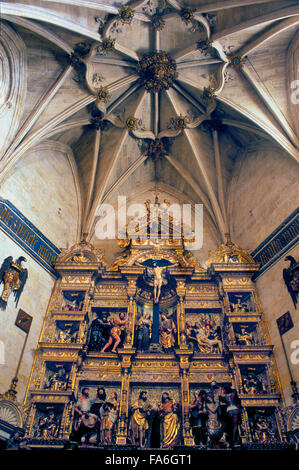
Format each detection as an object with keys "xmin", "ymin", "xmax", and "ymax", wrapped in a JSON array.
[
  {"xmin": 0, "ymin": 141, "xmax": 80, "ymax": 249},
  {"xmin": 256, "ymin": 245, "xmax": 299, "ymax": 406},
  {"xmin": 0, "ymin": 231, "xmax": 54, "ymax": 402}
]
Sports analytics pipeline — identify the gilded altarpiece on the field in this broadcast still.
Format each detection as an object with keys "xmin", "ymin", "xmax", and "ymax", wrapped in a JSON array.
[{"xmin": 22, "ymin": 225, "xmax": 287, "ymax": 449}]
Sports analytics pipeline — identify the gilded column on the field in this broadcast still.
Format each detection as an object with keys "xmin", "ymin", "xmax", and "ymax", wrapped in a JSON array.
[
  {"xmin": 180, "ymin": 369, "xmax": 194, "ymax": 446},
  {"xmin": 24, "ymin": 403, "xmax": 36, "ymax": 437},
  {"xmin": 124, "ymin": 278, "xmax": 137, "ymax": 349},
  {"xmin": 176, "ymin": 280, "xmax": 187, "ymax": 349},
  {"xmin": 240, "ymin": 408, "xmax": 251, "ymax": 443},
  {"xmin": 116, "ymin": 362, "xmax": 131, "ymax": 445}
]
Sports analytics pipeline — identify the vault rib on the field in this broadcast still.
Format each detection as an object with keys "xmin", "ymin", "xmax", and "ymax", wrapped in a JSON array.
[
  {"xmin": 212, "ymin": 5, "xmax": 299, "ymax": 41},
  {"xmin": 85, "ymin": 90, "xmax": 147, "ymax": 233},
  {"xmin": 237, "ymin": 17, "xmax": 299, "ymax": 58},
  {"xmin": 2, "ymin": 15, "xmax": 73, "ymax": 54},
  {"xmin": 2, "ymin": 65, "xmax": 73, "ymax": 163},
  {"xmin": 0, "ymin": 95, "xmax": 96, "ymax": 182},
  {"xmin": 166, "ymin": 89, "xmax": 227, "ymax": 241},
  {"xmin": 217, "ymin": 95, "xmax": 299, "ymax": 161},
  {"xmin": 239, "ymin": 64, "xmax": 299, "ymax": 148}
]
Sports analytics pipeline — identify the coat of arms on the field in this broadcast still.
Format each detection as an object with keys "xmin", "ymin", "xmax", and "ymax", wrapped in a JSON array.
[{"xmin": 0, "ymin": 256, "xmax": 28, "ymax": 310}]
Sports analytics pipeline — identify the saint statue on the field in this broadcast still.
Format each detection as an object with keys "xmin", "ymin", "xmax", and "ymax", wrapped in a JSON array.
[
  {"xmin": 72, "ymin": 387, "xmax": 100, "ymax": 445},
  {"xmin": 235, "ymin": 326, "xmax": 254, "ymax": 346},
  {"xmin": 251, "ymin": 414, "xmax": 276, "ymax": 443},
  {"xmin": 44, "ymin": 366, "xmax": 69, "ymax": 391},
  {"xmin": 242, "ymin": 371, "xmax": 267, "ymax": 395},
  {"xmin": 100, "ymin": 392, "xmax": 119, "ymax": 444},
  {"xmin": 189, "ymin": 390, "xmax": 209, "ymax": 447},
  {"xmin": 101, "ymin": 312, "xmax": 127, "ymax": 353},
  {"xmin": 129, "ymin": 391, "xmax": 152, "ymax": 447},
  {"xmin": 159, "ymin": 314, "xmax": 176, "ymax": 352},
  {"xmin": 136, "ymin": 313, "xmax": 152, "ymax": 351},
  {"xmin": 37, "ymin": 410, "xmax": 59, "ymax": 439},
  {"xmin": 218, "ymin": 385, "xmax": 241, "ymax": 449},
  {"xmin": 88, "ymin": 314, "xmax": 111, "ymax": 351},
  {"xmin": 158, "ymin": 393, "xmax": 180, "ymax": 448},
  {"xmin": 230, "ymin": 297, "xmax": 246, "ymax": 313}
]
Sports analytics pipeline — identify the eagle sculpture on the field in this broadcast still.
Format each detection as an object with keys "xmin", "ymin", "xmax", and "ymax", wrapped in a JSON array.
[
  {"xmin": 0, "ymin": 256, "xmax": 28, "ymax": 310},
  {"xmin": 283, "ymin": 256, "xmax": 299, "ymax": 309}
]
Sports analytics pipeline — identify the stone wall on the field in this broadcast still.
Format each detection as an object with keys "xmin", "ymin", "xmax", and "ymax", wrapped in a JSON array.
[
  {"xmin": 0, "ymin": 231, "xmax": 54, "ymax": 402},
  {"xmin": 0, "ymin": 140, "xmax": 81, "ymax": 248},
  {"xmin": 229, "ymin": 141, "xmax": 299, "ymax": 404},
  {"xmin": 0, "ymin": 138, "xmax": 81, "ymax": 401},
  {"xmin": 229, "ymin": 142, "xmax": 299, "ymax": 250},
  {"xmin": 256, "ymin": 244, "xmax": 299, "ymax": 406}
]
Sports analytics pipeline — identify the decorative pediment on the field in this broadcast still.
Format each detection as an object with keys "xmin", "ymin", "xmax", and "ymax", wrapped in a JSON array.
[
  {"xmin": 206, "ymin": 236, "xmax": 258, "ymax": 267},
  {"xmin": 55, "ymin": 236, "xmax": 107, "ymax": 267}
]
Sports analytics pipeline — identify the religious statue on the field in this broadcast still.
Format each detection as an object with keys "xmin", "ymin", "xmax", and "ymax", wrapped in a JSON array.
[
  {"xmin": 206, "ymin": 237, "xmax": 255, "ymax": 266},
  {"xmin": 158, "ymin": 392, "xmax": 180, "ymax": 449},
  {"xmin": 159, "ymin": 314, "xmax": 176, "ymax": 352},
  {"xmin": 185, "ymin": 321, "xmax": 197, "ymax": 349},
  {"xmin": 56, "ymin": 326, "xmax": 77, "ymax": 344},
  {"xmin": 129, "ymin": 391, "xmax": 152, "ymax": 447},
  {"xmin": 37, "ymin": 410, "xmax": 59, "ymax": 439},
  {"xmin": 153, "ymin": 262, "xmax": 166, "ymax": 303},
  {"xmin": 189, "ymin": 390, "xmax": 209, "ymax": 447},
  {"xmin": 101, "ymin": 312, "xmax": 127, "ymax": 353},
  {"xmin": 0, "ymin": 256, "xmax": 28, "ymax": 310},
  {"xmin": 62, "ymin": 291, "xmax": 85, "ymax": 311},
  {"xmin": 100, "ymin": 392, "xmax": 119, "ymax": 444},
  {"xmin": 187, "ymin": 320, "xmax": 223, "ymax": 354},
  {"xmin": 242, "ymin": 370, "xmax": 267, "ymax": 395},
  {"xmin": 72, "ymin": 387, "xmax": 100, "ymax": 445},
  {"xmin": 218, "ymin": 385, "xmax": 241, "ymax": 449},
  {"xmin": 205, "ymin": 383, "xmax": 225, "ymax": 449},
  {"xmin": 230, "ymin": 297, "xmax": 247, "ymax": 313},
  {"xmin": 136, "ymin": 313, "xmax": 152, "ymax": 351},
  {"xmin": 250, "ymin": 410, "xmax": 277, "ymax": 443},
  {"xmin": 44, "ymin": 366, "xmax": 69, "ymax": 391},
  {"xmin": 235, "ymin": 326, "xmax": 255, "ymax": 346},
  {"xmin": 88, "ymin": 314, "xmax": 111, "ymax": 351},
  {"xmin": 90, "ymin": 387, "xmax": 107, "ymax": 421},
  {"xmin": 71, "ymin": 251, "xmax": 88, "ymax": 263}
]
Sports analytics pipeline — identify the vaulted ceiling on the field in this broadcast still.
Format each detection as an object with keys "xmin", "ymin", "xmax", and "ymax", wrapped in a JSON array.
[{"xmin": 0, "ymin": 0, "xmax": 298, "ymax": 255}]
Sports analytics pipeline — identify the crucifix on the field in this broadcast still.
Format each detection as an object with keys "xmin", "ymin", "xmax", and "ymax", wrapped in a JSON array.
[
  {"xmin": 142, "ymin": 259, "xmax": 172, "ymax": 349},
  {"xmin": 140, "ymin": 258, "xmax": 170, "ymax": 349}
]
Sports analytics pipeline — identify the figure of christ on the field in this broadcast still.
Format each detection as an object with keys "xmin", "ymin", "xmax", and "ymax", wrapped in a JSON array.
[
  {"xmin": 101, "ymin": 312, "xmax": 128, "ymax": 353},
  {"xmin": 193, "ymin": 322, "xmax": 222, "ymax": 354},
  {"xmin": 153, "ymin": 263, "xmax": 165, "ymax": 303},
  {"xmin": 129, "ymin": 391, "xmax": 152, "ymax": 447}
]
